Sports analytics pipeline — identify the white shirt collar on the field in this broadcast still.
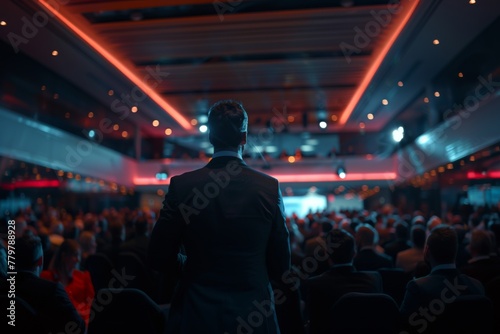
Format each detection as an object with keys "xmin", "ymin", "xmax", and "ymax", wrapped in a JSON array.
[{"xmin": 212, "ymin": 150, "xmax": 242, "ymax": 159}]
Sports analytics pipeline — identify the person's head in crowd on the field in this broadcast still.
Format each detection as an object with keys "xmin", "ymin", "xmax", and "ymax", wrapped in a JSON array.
[
  {"xmin": 488, "ymin": 223, "xmax": 500, "ymax": 255},
  {"xmin": 0, "ymin": 242, "xmax": 7, "ymax": 278},
  {"xmin": 412, "ymin": 215, "xmax": 426, "ymax": 226},
  {"xmin": 426, "ymin": 216, "xmax": 442, "ymax": 232},
  {"xmin": 329, "ymin": 229, "xmax": 356, "ymax": 265},
  {"xmin": 320, "ymin": 220, "xmax": 333, "ymax": 236},
  {"xmin": 83, "ymin": 213, "xmax": 98, "ymax": 233},
  {"xmin": 79, "ymin": 231, "xmax": 97, "ymax": 258},
  {"xmin": 16, "ymin": 234, "xmax": 44, "ymax": 276},
  {"xmin": 15, "ymin": 214, "xmax": 28, "ymax": 238},
  {"xmin": 394, "ymin": 221, "xmax": 410, "ymax": 241},
  {"xmin": 355, "ymin": 223, "xmax": 379, "ymax": 249},
  {"xmin": 410, "ymin": 224, "xmax": 426, "ymax": 249},
  {"xmin": 468, "ymin": 230, "xmax": 493, "ymax": 258},
  {"xmin": 50, "ymin": 239, "xmax": 81, "ymax": 277},
  {"xmin": 134, "ymin": 215, "xmax": 149, "ymax": 237},
  {"xmin": 108, "ymin": 216, "xmax": 125, "ymax": 243},
  {"xmin": 207, "ymin": 100, "xmax": 248, "ymax": 153},
  {"xmin": 424, "ymin": 225, "xmax": 458, "ymax": 267}
]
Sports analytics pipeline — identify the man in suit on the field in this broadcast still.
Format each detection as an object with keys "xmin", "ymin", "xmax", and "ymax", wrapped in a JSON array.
[
  {"xmin": 460, "ymin": 229, "xmax": 500, "ymax": 284},
  {"xmin": 353, "ymin": 223, "xmax": 393, "ymax": 271},
  {"xmin": 305, "ymin": 229, "xmax": 382, "ymax": 334},
  {"xmin": 147, "ymin": 100, "xmax": 291, "ymax": 334},
  {"xmin": 4, "ymin": 234, "xmax": 85, "ymax": 333},
  {"xmin": 396, "ymin": 224, "xmax": 426, "ymax": 273},
  {"xmin": 400, "ymin": 225, "xmax": 485, "ymax": 331}
]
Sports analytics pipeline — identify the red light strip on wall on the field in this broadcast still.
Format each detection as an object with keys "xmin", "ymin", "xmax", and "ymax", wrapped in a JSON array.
[
  {"xmin": 339, "ymin": 0, "xmax": 420, "ymax": 125},
  {"xmin": 38, "ymin": 0, "xmax": 192, "ymax": 131},
  {"xmin": 1, "ymin": 180, "xmax": 61, "ymax": 190},
  {"xmin": 467, "ymin": 171, "xmax": 500, "ymax": 179}
]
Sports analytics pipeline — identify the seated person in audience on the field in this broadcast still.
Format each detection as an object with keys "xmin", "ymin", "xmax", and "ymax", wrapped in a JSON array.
[
  {"xmin": 396, "ymin": 224, "xmax": 426, "ymax": 273},
  {"xmin": 120, "ymin": 215, "xmax": 150, "ymax": 262},
  {"xmin": 460, "ymin": 229, "xmax": 500, "ymax": 284},
  {"xmin": 101, "ymin": 216, "xmax": 125, "ymax": 267},
  {"xmin": 78, "ymin": 231, "xmax": 97, "ymax": 271},
  {"xmin": 41, "ymin": 239, "xmax": 95, "ymax": 326},
  {"xmin": 303, "ymin": 220, "xmax": 333, "ymax": 277},
  {"xmin": 4, "ymin": 235, "xmax": 85, "ymax": 333},
  {"xmin": 400, "ymin": 225, "xmax": 484, "ymax": 318},
  {"xmin": 353, "ymin": 224, "xmax": 393, "ymax": 271},
  {"xmin": 306, "ymin": 229, "xmax": 382, "ymax": 334},
  {"xmin": 384, "ymin": 220, "xmax": 411, "ymax": 264}
]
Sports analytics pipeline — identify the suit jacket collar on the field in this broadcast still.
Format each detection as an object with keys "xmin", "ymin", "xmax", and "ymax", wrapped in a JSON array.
[{"xmin": 429, "ymin": 268, "xmax": 461, "ymax": 277}]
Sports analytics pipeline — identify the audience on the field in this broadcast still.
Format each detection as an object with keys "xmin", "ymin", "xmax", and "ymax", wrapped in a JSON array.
[
  {"xmin": 41, "ymin": 239, "xmax": 95, "ymax": 325},
  {"xmin": 400, "ymin": 225, "xmax": 485, "ymax": 318},
  {"xmin": 353, "ymin": 223, "xmax": 393, "ymax": 271},
  {"xmin": 306, "ymin": 229, "xmax": 382, "ymax": 334},
  {"xmin": 396, "ymin": 224, "xmax": 426, "ymax": 273},
  {"xmin": 460, "ymin": 229, "xmax": 500, "ymax": 284},
  {"xmin": 5, "ymin": 235, "xmax": 85, "ymax": 333},
  {"xmin": 2, "ymin": 202, "xmax": 500, "ymax": 333}
]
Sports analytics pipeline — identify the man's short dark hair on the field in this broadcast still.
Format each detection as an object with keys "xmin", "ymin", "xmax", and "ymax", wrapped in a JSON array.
[
  {"xmin": 16, "ymin": 234, "xmax": 43, "ymax": 271},
  {"xmin": 329, "ymin": 229, "xmax": 356, "ymax": 264},
  {"xmin": 208, "ymin": 100, "xmax": 248, "ymax": 148},
  {"xmin": 426, "ymin": 225, "xmax": 458, "ymax": 264},
  {"xmin": 411, "ymin": 225, "xmax": 426, "ymax": 249}
]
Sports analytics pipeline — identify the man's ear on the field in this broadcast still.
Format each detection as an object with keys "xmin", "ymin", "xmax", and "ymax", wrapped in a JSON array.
[{"xmin": 240, "ymin": 132, "xmax": 247, "ymax": 145}]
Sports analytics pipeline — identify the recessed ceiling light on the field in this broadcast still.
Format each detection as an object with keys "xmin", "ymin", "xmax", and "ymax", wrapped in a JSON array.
[
  {"xmin": 382, "ymin": 99, "xmax": 389, "ymax": 105},
  {"xmin": 152, "ymin": 120, "xmax": 159, "ymax": 127},
  {"xmin": 367, "ymin": 113, "xmax": 374, "ymax": 120},
  {"xmin": 190, "ymin": 119, "xmax": 198, "ymax": 126},
  {"xmin": 0, "ymin": 21, "xmax": 7, "ymax": 26},
  {"xmin": 331, "ymin": 115, "xmax": 338, "ymax": 122},
  {"xmin": 113, "ymin": 124, "xmax": 119, "ymax": 131},
  {"xmin": 319, "ymin": 121, "xmax": 327, "ymax": 129},
  {"xmin": 51, "ymin": 50, "xmax": 59, "ymax": 56},
  {"xmin": 165, "ymin": 128, "xmax": 172, "ymax": 136},
  {"xmin": 423, "ymin": 97, "xmax": 429, "ymax": 103},
  {"xmin": 199, "ymin": 125, "xmax": 208, "ymax": 133},
  {"xmin": 288, "ymin": 156, "xmax": 296, "ymax": 163},
  {"xmin": 469, "ymin": 0, "xmax": 476, "ymax": 4},
  {"xmin": 433, "ymin": 39, "xmax": 440, "ymax": 45},
  {"xmin": 458, "ymin": 72, "xmax": 464, "ymax": 78},
  {"xmin": 88, "ymin": 112, "xmax": 94, "ymax": 118},
  {"xmin": 434, "ymin": 91, "xmax": 440, "ymax": 97},
  {"xmin": 108, "ymin": 90, "xmax": 114, "ymax": 96},
  {"xmin": 397, "ymin": 81, "xmax": 404, "ymax": 87},
  {"xmin": 122, "ymin": 131, "xmax": 128, "ymax": 138},
  {"xmin": 287, "ymin": 115, "xmax": 295, "ymax": 123},
  {"xmin": 359, "ymin": 122, "xmax": 366, "ymax": 129},
  {"xmin": 131, "ymin": 106, "xmax": 138, "ymax": 113}
]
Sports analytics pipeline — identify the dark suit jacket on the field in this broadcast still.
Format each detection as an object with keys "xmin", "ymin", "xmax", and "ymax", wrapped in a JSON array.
[
  {"xmin": 400, "ymin": 268, "xmax": 485, "ymax": 318},
  {"xmin": 460, "ymin": 258, "xmax": 500, "ymax": 285},
  {"xmin": 354, "ymin": 248, "xmax": 393, "ymax": 271},
  {"xmin": 148, "ymin": 156, "xmax": 291, "ymax": 334},
  {"xmin": 12, "ymin": 272, "xmax": 85, "ymax": 333},
  {"xmin": 305, "ymin": 265, "xmax": 383, "ymax": 334}
]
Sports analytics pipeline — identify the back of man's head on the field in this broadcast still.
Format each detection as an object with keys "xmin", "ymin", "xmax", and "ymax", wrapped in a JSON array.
[
  {"xmin": 425, "ymin": 225, "xmax": 458, "ymax": 265},
  {"xmin": 411, "ymin": 225, "xmax": 426, "ymax": 249},
  {"xmin": 355, "ymin": 224, "xmax": 378, "ymax": 248},
  {"xmin": 16, "ymin": 234, "xmax": 43, "ymax": 273},
  {"xmin": 470, "ymin": 230, "xmax": 493, "ymax": 257},
  {"xmin": 329, "ymin": 229, "xmax": 356, "ymax": 264},
  {"xmin": 208, "ymin": 100, "xmax": 248, "ymax": 149},
  {"xmin": 394, "ymin": 221, "xmax": 409, "ymax": 240}
]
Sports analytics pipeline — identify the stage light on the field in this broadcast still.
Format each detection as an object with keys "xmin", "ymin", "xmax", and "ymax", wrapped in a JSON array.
[
  {"xmin": 337, "ymin": 166, "xmax": 346, "ymax": 179},
  {"xmin": 156, "ymin": 167, "xmax": 169, "ymax": 181},
  {"xmin": 392, "ymin": 126, "xmax": 404, "ymax": 142},
  {"xmin": 199, "ymin": 125, "xmax": 208, "ymax": 133}
]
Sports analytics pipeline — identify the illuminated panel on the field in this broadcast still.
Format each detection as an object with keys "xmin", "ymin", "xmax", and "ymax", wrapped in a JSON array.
[
  {"xmin": 339, "ymin": 0, "xmax": 420, "ymax": 125},
  {"xmin": 38, "ymin": 0, "xmax": 192, "ymax": 131},
  {"xmin": 467, "ymin": 171, "xmax": 500, "ymax": 179},
  {"xmin": 1, "ymin": 180, "xmax": 61, "ymax": 190}
]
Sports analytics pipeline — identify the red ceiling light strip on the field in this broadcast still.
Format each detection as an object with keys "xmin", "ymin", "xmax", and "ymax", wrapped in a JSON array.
[
  {"xmin": 339, "ymin": 0, "xmax": 420, "ymax": 125},
  {"xmin": 38, "ymin": 0, "xmax": 192, "ymax": 131},
  {"xmin": 467, "ymin": 171, "xmax": 500, "ymax": 179},
  {"xmin": 1, "ymin": 180, "xmax": 61, "ymax": 190},
  {"xmin": 133, "ymin": 172, "xmax": 396, "ymax": 185}
]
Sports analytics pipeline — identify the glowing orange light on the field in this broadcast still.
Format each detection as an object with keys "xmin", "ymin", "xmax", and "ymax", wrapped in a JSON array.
[
  {"xmin": 288, "ymin": 156, "xmax": 296, "ymax": 163},
  {"xmin": 339, "ymin": 0, "xmax": 420, "ymax": 125},
  {"xmin": 38, "ymin": 0, "xmax": 192, "ymax": 130},
  {"xmin": 165, "ymin": 128, "xmax": 172, "ymax": 136}
]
